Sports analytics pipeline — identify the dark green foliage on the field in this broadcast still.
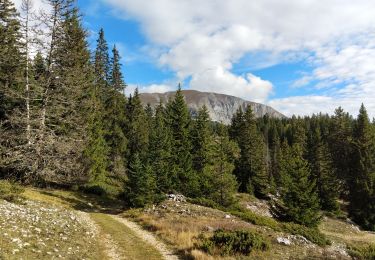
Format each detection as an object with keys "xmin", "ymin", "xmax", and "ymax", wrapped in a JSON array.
[
  {"xmin": 0, "ymin": 0, "xmax": 22, "ymax": 119},
  {"xmin": 191, "ymin": 105, "xmax": 211, "ymax": 173},
  {"xmin": 199, "ymin": 229, "xmax": 269, "ymax": 256},
  {"xmin": 105, "ymin": 45, "xmax": 127, "ymax": 177},
  {"xmin": 348, "ymin": 104, "xmax": 375, "ymax": 231},
  {"xmin": 165, "ymin": 85, "xmax": 198, "ymax": 196},
  {"xmin": 148, "ymin": 103, "xmax": 173, "ymax": 193},
  {"xmin": 126, "ymin": 89, "xmax": 149, "ymax": 161},
  {"xmin": 328, "ymin": 107, "xmax": 353, "ymax": 193},
  {"xmin": 84, "ymin": 104, "xmax": 110, "ymax": 195},
  {"xmin": 126, "ymin": 153, "xmax": 156, "ymax": 207},
  {"xmin": 307, "ymin": 123, "xmax": 340, "ymax": 211},
  {"xmin": 110, "ymin": 45, "xmax": 126, "ymax": 92},
  {"xmin": 94, "ymin": 28, "xmax": 110, "ymax": 87},
  {"xmin": 200, "ymin": 124, "xmax": 239, "ymax": 206},
  {"xmin": 232, "ymin": 106, "xmax": 269, "ymax": 198},
  {"xmin": 274, "ymin": 142, "xmax": 321, "ymax": 227}
]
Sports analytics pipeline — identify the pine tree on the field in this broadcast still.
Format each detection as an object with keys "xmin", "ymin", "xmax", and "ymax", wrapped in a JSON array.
[
  {"xmin": 149, "ymin": 102, "xmax": 173, "ymax": 193},
  {"xmin": 110, "ymin": 45, "xmax": 126, "ymax": 92},
  {"xmin": 84, "ymin": 104, "xmax": 110, "ymax": 194},
  {"xmin": 307, "ymin": 124, "xmax": 339, "ymax": 211},
  {"xmin": 191, "ymin": 105, "xmax": 211, "ymax": 173},
  {"xmin": 273, "ymin": 142, "xmax": 321, "ymax": 227},
  {"xmin": 328, "ymin": 107, "xmax": 353, "ymax": 194},
  {"xmin": 94, "ymin": 28, "xmax": 110, "ymax": 88},
  {"xmin": 348, "ymin": 104, "xmax": 375, "ymax": 230},
  {"xmin": 234, "ymin": 105, "xmax": 269, "ymax": 198},
  {"xmin": 126, "ymin": 153, "xmax": 156, "ymax": 207},
  {"xmin": 166, "ymin": 85, "xmax": 198, "ymax": 196},
  {"xmin": 202, "ymin": 124, "xmax": 239, "ymax": 206},
  {"xmin": 126, "ymin": 89, "xmax": 149, "ymax": 161},
  {"xmin": 105, "ymin": 44, "xmax": 127, "ymax": 177}
]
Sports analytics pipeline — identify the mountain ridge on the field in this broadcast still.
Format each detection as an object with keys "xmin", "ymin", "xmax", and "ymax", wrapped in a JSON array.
[{"xmin": 139, "ymin": 90, "xmax": 285, "ymax": 124}]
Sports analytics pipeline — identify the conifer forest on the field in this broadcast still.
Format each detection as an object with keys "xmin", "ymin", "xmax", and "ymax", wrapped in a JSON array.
[{"xmin": 1, "ymin": 0, "xmax": 375, "ymax": 259}]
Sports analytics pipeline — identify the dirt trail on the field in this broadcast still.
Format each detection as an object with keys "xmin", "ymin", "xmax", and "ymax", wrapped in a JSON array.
[
  {"xmin": 77, "ymin": 211, "xmax": 122, "ymax": 260},
  {"xmin": 111, "ymin": 215, "xmax": 179, "ymax": 260}
]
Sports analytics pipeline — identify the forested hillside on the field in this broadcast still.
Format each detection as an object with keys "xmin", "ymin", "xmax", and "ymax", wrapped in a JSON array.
[{"xmin": 1, "ymin": 0, "xmax": 375, "ymax": 258}]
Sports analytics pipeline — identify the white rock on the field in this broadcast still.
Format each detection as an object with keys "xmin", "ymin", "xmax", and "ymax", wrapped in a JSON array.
[{"xmin": 277, "ymin": 237, "xmax": 292, "ymax": 246}]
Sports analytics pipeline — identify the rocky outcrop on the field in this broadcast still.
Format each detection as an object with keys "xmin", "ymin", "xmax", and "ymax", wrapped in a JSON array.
[{"xmin": 139, "ymin": 90, "xmax": 285, "ymax": 124}]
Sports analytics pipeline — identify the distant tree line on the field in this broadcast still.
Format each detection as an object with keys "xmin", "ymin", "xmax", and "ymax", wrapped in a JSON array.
[{"xmin": 1, "ymin": 0, "xmax": 375, "ymax": 231}]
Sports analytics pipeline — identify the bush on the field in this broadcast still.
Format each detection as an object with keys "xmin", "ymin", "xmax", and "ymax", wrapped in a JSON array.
[
  {"xmin": 190, "ymin": 195, "xmax": 330, "ymax": 246},
  {"xmin": 0, "ymin": 180, "xmax": 25, "ymax": 202},
  {"xmin": 199, "ymin": 229, "xmax": 269, "ymax": 256},
  {"xmin": 281, "ymin": 222, "xmax": 330, "ymax": 246}
]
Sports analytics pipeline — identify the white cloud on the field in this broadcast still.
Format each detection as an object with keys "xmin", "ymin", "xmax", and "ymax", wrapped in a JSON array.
[
  {"xmin": 102, "ymin": 0, "xmax": 375, "ymax": 116},
  {"xmin": 190, "ymin": 67, "xmax": 273, "ymax": 103},
  {"xmin": 126, "ymin": 84, "xmax": 175, "ymax": 96}
]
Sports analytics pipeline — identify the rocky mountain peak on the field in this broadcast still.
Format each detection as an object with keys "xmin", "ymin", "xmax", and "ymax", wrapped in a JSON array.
[{"xmin": 139, "ymin": 90, "xmax": 285, "ymax": 124}]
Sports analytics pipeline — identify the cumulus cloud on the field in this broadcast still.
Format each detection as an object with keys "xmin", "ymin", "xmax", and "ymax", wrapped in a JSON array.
[
  {"xmin": 102, "ymin": 0, "xmax": 375, "ymax": 116},
  {"xmin": 190, "ymin": 67, "xmax": 273, "ymax": 103},
  {"xmin": 126, "ymin": 84, "xmax": 175, "ymax": 96}
]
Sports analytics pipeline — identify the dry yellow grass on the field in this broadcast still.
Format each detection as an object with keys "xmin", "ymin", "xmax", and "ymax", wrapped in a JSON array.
[{"xmin": 320, "ymin": 217, "xmax": 375, "ymax": 247}]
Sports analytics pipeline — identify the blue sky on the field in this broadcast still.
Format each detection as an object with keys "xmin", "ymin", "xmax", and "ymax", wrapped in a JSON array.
[{"xmin": 14, "ymin": 0, "xmax": 375, "ymax": 117}]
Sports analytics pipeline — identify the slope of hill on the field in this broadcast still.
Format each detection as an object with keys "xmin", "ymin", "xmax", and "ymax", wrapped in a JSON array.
[{"xmin": 139, "ymin": 90, "xmax": 285, "ymax": 124}]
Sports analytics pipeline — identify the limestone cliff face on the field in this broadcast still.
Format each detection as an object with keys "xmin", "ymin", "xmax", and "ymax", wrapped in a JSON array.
[{"xmin": 139, "ymin": 90, "xmax": 285, "ymax": 124}]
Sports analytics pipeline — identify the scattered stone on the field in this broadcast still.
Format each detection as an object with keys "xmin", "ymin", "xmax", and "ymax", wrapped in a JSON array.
[
  {"xmin": 225, "ymin": 214, "xmax": 231, "ymax": 219},
  {"xmin": 277, "ymin": 237, "xmax": 292, "ymax": 246},
  {"xmin": 167, "ymin": 194, "xmax": 187, "ymax": 202}
]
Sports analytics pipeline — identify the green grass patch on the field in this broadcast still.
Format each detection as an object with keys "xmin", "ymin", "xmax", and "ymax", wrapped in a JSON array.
[
  {"xmin": 0, "ymin": 180, "xmax": 25, "ymax": 203},
  {"xmin": 348, "ymin": 244, "xmax": 375, "ymax": 259}
]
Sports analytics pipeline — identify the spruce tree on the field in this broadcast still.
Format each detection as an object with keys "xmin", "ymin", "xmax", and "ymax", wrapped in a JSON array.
[
  {"xmin": 307, "ymin": 125, "xmax": 339, "ymax": 211},
  {"xmin": 94, "ymin": 28, "xmax": 110, "ymax": 88},
  {"xmin": 126, "ymin": 89, "xmax": 149, "ymax": 161},
  {"xmin": 191, "ymin": 105, "xmax": 211, "ymax": 173},
  {"xmin": 166, "ymin": 85, "xmax": 198, "ymax": 196},
  {"xmin": 328, "ymin": 107, "xmax": 353, "ymax": 193},
  {"xmin": 148, "ymin": 102, "xmax": 174, "ymax": 193},
  {"xmin": 105, "ymin": 44, "xmax": 127, "ymax": 177},
  {"xmin": 234, "ymin": 105, "xmax": 269, "ymax": 198},
  {"xmin": 202, "ymin": 124, "xmax": 239, "ymax": 206},
  {"xmin": 348, "ymin": 104, "xmax": 375, "ymax": 230},
  {"xmin": 273, "ymin": 142, "xmax": 321, "ymax": 227},
  {"xmin": 126, "ymin": 153, "xmax": 156, "ymax": 207}
]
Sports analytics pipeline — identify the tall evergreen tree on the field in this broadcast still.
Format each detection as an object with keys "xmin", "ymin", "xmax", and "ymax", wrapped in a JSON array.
[
  {"xmin": 234, "ymin": 106, "xmax": 269, "ymax": 198},
  {"xmin": 191, "ymin": 105, "xmax": 211, "ymax": 173},
  {"xmin": 348, "ymin": 104, "xmax": 375, "ymax": 230},
  {"xmin": 105, "ymin": 44, "xmax": 127, "ymax": 177},
  {"xmin": 201, "ymin": 124, "xmax": 239, "ymax": 206},
  {"xmin": 149, "ymin": 102, "xmax": 173, "ymax": 193},
  {"xmin": 126, "ymin": 153, "xmax": 156, "ymax": 207},
  {"xmin": 307, "ymin": 124, "xmax": 339, "ymax": 211},
  {"xmin": 273, "ymin": 141, "xmax": 321, "ymax": 227},
  {"xmin": 328, "ymin": 107, "xmax": 353, "ymax": 194},
  {"xmin": 166, "ymin": 85, "xmax": 198, "ymax": 196},
  {"xmin": 126, "ymin": 89, "xmax": 149, "ymax": 161},
  {"xmin": 94, "ymin": 28, "xmax": 110, "ymax": 88}
]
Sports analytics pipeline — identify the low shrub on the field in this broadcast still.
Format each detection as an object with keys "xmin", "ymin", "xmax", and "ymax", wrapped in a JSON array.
[
  {"xmin": 0, "ymin": 180, "xmax": 25, "ymax": 202},
  {"xmin": 190, "ymin": 198, "xmax": 330, "ymax": 246},
  {"xmin": 281, "ymin": 222, "xmax": 330, "ymax": 246},
  {"xmin": 199, "ymin": 229, "xmax": 270, "ymax": 256}
]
